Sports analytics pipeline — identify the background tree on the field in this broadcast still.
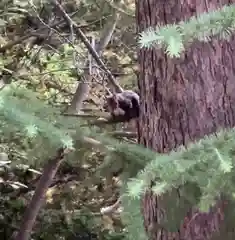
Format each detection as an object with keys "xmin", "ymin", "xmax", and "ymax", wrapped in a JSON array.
[{"xmin": 136, "ymin": 0, "xmax": 235, "ymax": 239}]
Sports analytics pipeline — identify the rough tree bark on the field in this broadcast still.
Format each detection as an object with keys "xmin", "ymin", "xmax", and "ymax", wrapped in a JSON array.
[{"xmin": 136, "ymin": 0, "xmax": 235, "ymax": 239}]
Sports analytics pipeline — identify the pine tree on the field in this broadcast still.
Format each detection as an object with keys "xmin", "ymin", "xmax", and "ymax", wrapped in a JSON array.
[{"xmin": 132, "ymin": 1, "xmax": 235, "ymax": 240}]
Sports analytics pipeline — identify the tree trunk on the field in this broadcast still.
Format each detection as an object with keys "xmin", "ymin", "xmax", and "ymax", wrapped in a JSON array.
[{"xmin": 136, "ymin": 0, "xmax": 235, "ymax": 239}]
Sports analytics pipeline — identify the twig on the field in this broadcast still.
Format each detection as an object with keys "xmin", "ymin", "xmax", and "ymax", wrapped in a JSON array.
[
  {"xmin": 67, "ymin": 11, "xmax": 119, "ymax": 113},
  {"xmin": 63, "ymin": 110, "xmax": 109, "ymax": 117},
  {"xmin": 51, "ymin": 0, "xmax": 123, "ymax": 93},
  {"xmin": 0, "ymin": 11, "xmax": 78, "ymax": 53},
  {"xmin": 68, "ymin": 13, "xmax": 80, "ymax": 78},
  {"xmin": 108, "ymin": 131, "xmax": 137, "ymax": 138},
  {"xmin": 66, "ymin": 36, "xmax": 95, "ymax": 114},
  {"xmin": 13, "ymin": 147, "xmax": 71, "ymax": 240},
  {"xmin": 83, "ymin": 136, "xmax": 106, "ymax": 148},
  {"xmin": 100, "ymin": 197, "xmax": 122, "ymax": 215},
  {"xmin": 80, "ymin": 114, "xmax": 137, "ymax": 126}
]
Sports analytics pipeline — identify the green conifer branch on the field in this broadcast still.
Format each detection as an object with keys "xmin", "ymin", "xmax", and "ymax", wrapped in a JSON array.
[
  {"xmin": 121, "ymin": 129, "xmax": 235, "ymax": 235},
  {"xmin": 126, "ymin": 128, "xmax": 235, "ymax": 212},
  {"xmin": 0, "ymin": 87, "xmax": 74, "ymax": 149},
  {"xmin": 4, "ymin": 86, "xmax": 235, "ymax": 236},
  {"xmin": 139, "ymin": 4, "xmax": 235, "ymax": 57}
]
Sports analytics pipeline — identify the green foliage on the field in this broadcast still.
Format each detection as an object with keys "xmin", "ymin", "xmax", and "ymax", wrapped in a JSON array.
[
  {"xmin": 139, "ymin": 4, "xmax": 235, "ymax": 57},
  {"xmin": 6, "ymin": 1, "xmax": 235, "ymax": 240},
  {"xmin": 3, "ymin": 85, "xmax": 235, "ymax": 239},
  {"xmin": 0, "ymin": 86, "xmax": 79, "ymax": 165},
  {"xmin": 121, "ymin": 184, "xmax": 148, "ymax": 240},
  {"xmin": 122, "ymin": 128, "xmax": 235, "ymax": 235}
]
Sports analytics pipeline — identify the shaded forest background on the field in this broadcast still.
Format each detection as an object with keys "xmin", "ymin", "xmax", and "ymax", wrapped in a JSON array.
[{"xmin": 0, "ymin": 0, "xmax": 137, "ymax": 239}]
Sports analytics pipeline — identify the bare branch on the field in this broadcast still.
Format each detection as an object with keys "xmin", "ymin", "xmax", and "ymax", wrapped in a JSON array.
[
  {"xmin": 67, "ymin": 12, "xmax": 120, "ymax": 113},
  {"xmin": 0, "ymin": 33, "xmax": 36, "ymax": 53},
  {"xmin": 51, "ymin": 0, "xmax": 123, "ymax": 93},
  {"xmin": 63, "ymin": 112, "xmax": 109, "ymax": 119},
  {"xmin": 67, "ymin": 37, "xmax": 95, "ymax": 113},
  {"xmin": 80, "ymin": 114, "xmax": 138, "ymax": 126},
  {"xmin": 0, "ymin": 11, "xmax": 78, "ymax": 53},
  {"xmin": 108, "ymin": 131, "xmax": 137, "ymax": 138},
  {"xmin": 96, "ymin": 12, "xmax": 120, "ymax": 55},
  {"xmin": 100, "ymin": 197, "xmax": 122, "ymax": 215},
  {"xmin": 13, "ymin": 148, "xmax": 71, "ymax": 240}
]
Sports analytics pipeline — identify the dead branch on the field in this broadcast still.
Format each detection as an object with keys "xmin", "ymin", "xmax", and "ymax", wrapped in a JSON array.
[
  {"xmin": 51, "ymin": 0, "xmax": 123, "ymax": 94},
  {"xmin": 63, "ymin": 111, "xmax": 109, "ymax": 119},
  {"xmin": 0, "ymin": 11, "xmax": 78, "ymax": 53},
  {"xmin": 83, "ymin": 136, "xmax": 106, "ymax": 148},
  {"xmin": 108, "ymin": 131, "xmax": 137, "ymax": 138},
  {"xmin": 80, "ymin": 114, "xmax": 137, "ymax": 126},
  {"xmin": 95, "ymin": 12, "xmax": 120, "ymax": 55},
  {"xmin": 13, "ymin": 147, "xmax": 71, "ymax": 240},
  {"xmin": 67, "ymin": 37, "xmax": 95, "ymax": 113},
  {"xmin": 67, "ymin": 11, "xmax": 120, "ymax": 113},
  {"xmin": 100, "ymin": 197, "xmax": 122, "ymax": 215},
  {"xmin": 0, "ymin": 33, "xmax": 36, "ymax": 53}
]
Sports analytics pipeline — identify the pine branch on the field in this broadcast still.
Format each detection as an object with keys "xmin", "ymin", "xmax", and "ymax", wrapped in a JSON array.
[
  {"xmin": 4, "ymin": 86, "xmax": 235, "ymax": 234},
  {"xmin": 139, "ymin": 4, "xmax": 235, "ymax": 57},
  {"xmin": 126, "ymin": 128, "xmax": 235, "ymax": 212}
]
